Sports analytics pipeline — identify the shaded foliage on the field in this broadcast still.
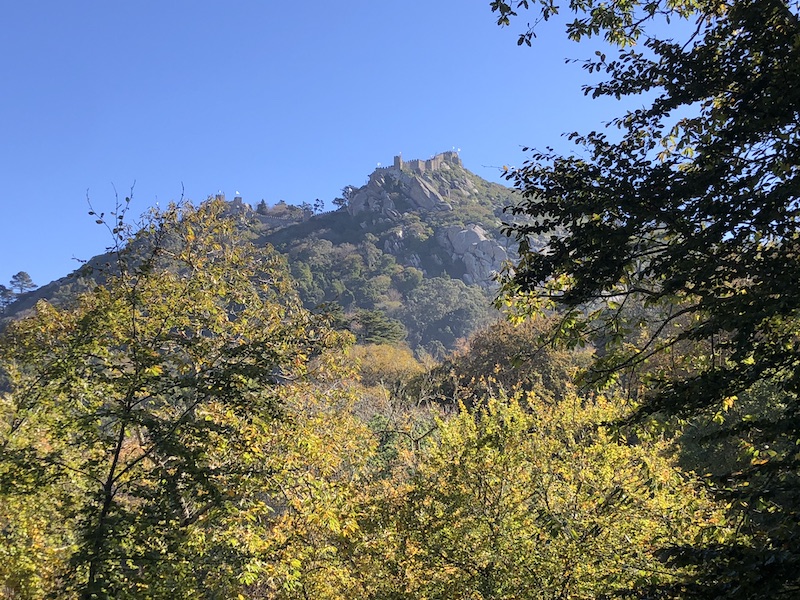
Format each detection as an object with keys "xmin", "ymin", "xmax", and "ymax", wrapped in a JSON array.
[
  {"xmin": 401, "ymin": 277, "xmax": 494, "ymax": 357},
  {"xmin": 494, "ymin": 0, "xmax": 800, "ymax": 596},
  {"xmin": 424, "ymin": 315, "xmax": 594, "ymax": 406}
]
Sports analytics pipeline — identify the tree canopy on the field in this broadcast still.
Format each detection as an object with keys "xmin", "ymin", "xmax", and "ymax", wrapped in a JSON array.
[
  {"xmin": 355, "ymin": 392, "xmax": 729, "ymax": 600},
  {"xmin": 493, "ymin": 0, "xmax": 800, "ymax": 596},
  {"xmin": 0, "ymin": 285, "xmax": 13, "ymax": 313},
  {"xmin": 0, "ymin": 199, "xmax": 346, "ymax": 598},
  {"xmin": 9, "ymin": 272, "xmax": 35, "ymax": 295}
]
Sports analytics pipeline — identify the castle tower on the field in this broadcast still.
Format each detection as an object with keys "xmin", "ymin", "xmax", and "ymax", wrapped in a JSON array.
[{"xmin": 442, "ymin": 150, "xmax": 461, "ymax": 166}]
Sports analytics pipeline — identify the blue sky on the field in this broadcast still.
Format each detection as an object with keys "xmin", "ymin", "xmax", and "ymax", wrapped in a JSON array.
[{"xmin": 1, "ymin": 1, "xmax": 627, "ymax": 288}]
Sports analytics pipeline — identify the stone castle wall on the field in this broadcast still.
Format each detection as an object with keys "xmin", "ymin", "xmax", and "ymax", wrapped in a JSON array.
[{"xmin": 392, "ymin": 151, "xmax": 461, "ymax": 174}]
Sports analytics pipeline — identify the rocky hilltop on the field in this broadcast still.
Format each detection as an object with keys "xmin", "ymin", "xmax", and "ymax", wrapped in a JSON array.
[{"xmin": 317, "ymin": 151, "xmax": 518, "ymax": 288}]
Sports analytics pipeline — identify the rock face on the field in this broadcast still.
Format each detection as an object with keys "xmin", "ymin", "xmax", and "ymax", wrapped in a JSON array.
[
  {"xmin": 441, "ymin": 225, "xmax": 509, "ymax": 286},
  {"xmin": 347, "ymin": 169, "xmax": 451, "ymax": 216},
  {"xmin": 406, "ymin": 176, "xmax": 448, "ymax": 211}
]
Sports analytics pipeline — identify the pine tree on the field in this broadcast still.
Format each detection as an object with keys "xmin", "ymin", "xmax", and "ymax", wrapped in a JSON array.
[{"xmin": 9, "ymin": 271, "xmax": 35, "ymax": 295}]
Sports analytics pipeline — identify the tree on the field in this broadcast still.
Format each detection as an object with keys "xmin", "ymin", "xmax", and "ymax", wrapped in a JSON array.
[
  {"xmin": 367, "ymin": 392, "xmax": 729, "ymax": 599},
  {"xmin": 236, "ymin": 380, "xmax": 380, "ymax": 599},
  {"xmin": 9, "ymin": 271, "xmax": 35, "ymax": 295},
  {"xmin": 0, "ymin": 199, "xmax": 345, "ymax": 598},
  {"xmin": 331, "ymin": 185, "xmax": 355, "ymax": 210},
  {"xmin": 492, "ymin": 0, "xmax": 800, "ymax": 595},
  {"xmin": 0, "ymin": 285, "xmax": 13, "ymax": 313},
  {"xmin": 349, "ymin": 343, "xmax": 425, "ymax": 389},
  {"xmin": 428, "ymin": 315, "xmax": 594, "ymax": 406},
  {"xmin": 351, "ymin": 309, "xmax": 407, "ymax": 345}
]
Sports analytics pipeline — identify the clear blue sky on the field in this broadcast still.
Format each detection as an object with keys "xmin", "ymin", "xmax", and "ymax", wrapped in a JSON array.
[{"xmin": 1, "ymin": 0, "xmax": 626, "ymax": 288}]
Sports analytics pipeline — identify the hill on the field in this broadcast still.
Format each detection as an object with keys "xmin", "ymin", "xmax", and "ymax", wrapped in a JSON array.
[{"xmin": 3, "ymin": 152, "xmax": 526, "ymax": 356}]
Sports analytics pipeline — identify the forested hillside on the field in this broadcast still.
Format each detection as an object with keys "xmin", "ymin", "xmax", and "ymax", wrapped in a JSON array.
[{"xmin": 259, "ymin": 153, "xmax": 515, "ymax": 355}]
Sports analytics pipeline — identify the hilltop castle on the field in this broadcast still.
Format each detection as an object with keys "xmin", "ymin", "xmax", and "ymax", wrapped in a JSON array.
[{"xmin": 392, "ymin": 150, "xmax": 462, "ymax": 174}]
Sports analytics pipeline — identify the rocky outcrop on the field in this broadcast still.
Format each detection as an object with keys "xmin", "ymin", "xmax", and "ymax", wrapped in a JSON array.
[
  {"xmin": 441, "ymin": 224, "xmax": 508, "ymax": 286},
  {"xmin": 406, "ymin": 176, "xmax": 449, "ymax": 211},
  {"xmin": 347, "ymin": 171, "xmax": 397, "ymax": 216},
  {"xmin": 347, "ymin": 168, "xmax": 451, "ymax": 217}
]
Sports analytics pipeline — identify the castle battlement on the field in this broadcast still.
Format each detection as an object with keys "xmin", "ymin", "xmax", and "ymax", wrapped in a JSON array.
[{"xmin": 393, "ymin": 151, "xmax": 461, "ymax": 174}]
